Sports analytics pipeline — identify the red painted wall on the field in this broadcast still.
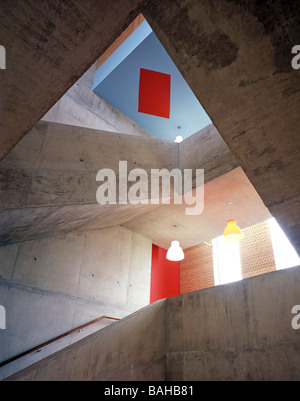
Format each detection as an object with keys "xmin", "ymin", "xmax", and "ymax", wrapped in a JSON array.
[{"xmin": 150, "ymin": 244, "xmax": 180, "ymax": 303}]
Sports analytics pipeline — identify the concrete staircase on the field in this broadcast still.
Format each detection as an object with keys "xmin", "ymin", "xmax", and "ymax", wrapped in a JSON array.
[
  {"xmin": 0, "ymin": 316, "xmax": 118, "ymax": 380},
  {"xmin": 3, "ymin": 265, "xmax": 300, "ymax": 381}
]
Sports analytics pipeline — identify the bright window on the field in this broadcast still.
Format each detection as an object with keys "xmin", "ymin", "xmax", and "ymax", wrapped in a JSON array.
[
  {"xmin": 268, "ymin": 217, "xmax": 300, "ymax": 270},
  {"xmin": 212, "ymin": 235, "xmax": 242, "ymax": 285},
  {"xmin": 211, "ymin": 217, "xmax": 300, "ymax": 286}
]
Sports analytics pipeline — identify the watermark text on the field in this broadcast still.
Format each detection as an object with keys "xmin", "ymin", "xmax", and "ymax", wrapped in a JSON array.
[
  {"xmin": 291, "ymin": 45, "xmax": 300, "ymax": 70},
  {"xmin": 291, "ymin": 305, "xmax": 300, "ymax": 329},
  {"xmin": 0, "ymin": 45, "xmax": 6, "ymax": 69},
  {"xmin": 96, "ymin": 161, "xmax": 204, "ymax": 215},
  {"xmin": 0, "ymin": 305, "xmax": 5, "ymax": 329}
]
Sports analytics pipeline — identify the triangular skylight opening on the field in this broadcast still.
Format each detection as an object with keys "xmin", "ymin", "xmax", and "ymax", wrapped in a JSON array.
[{"xmin": 92, "ymin": 14, "xmax": 211, "ymax": 142}]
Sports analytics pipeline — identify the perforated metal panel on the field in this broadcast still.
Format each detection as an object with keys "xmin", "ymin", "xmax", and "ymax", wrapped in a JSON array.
[
  {"xmin": 180, "ymin": 241, "xmax": 214, "ymax": 294},
  {"xmin": 180, "ymin": 220, "xmax": 276, "ymax": 295},
  {"xmin": 239, "ymin": 220, "xmax": 276, "ymax": 279}
]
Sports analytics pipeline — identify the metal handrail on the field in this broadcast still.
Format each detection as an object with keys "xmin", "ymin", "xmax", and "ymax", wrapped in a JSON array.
[{"xmin": 0, "ymin": 315, "xmax": 120, "ymax": 368}]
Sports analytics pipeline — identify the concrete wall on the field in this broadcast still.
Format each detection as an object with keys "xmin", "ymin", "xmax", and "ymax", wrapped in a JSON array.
[
  {"xmin": 166, "ymin": 265, "xmax": 300, "ymax": 381},
  {"xmin": 5, "ymin": 265, "xmax": 300, "ymax": 381},
  {"xmin": 42, "ymin": 62, "xmax": 152, "ymax": 138},
  {"xmin": 0, "ymin": 226, "xmax": 152, "ymax": 369}
]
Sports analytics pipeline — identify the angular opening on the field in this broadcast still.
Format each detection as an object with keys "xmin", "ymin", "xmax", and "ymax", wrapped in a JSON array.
[{"xmin": 92, "ymin": 14, "xmax": 211, "ymax": 141}]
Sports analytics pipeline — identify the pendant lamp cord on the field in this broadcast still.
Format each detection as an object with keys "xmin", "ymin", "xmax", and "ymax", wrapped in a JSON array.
[
  {"xmin": 178, "ymin": 143, "xmax": 180, "ymax": 295},
  {"xmin": 228, "ymin": 201, "xmax": 232, "ymax": 219},
  {"xmin": 179, "ymin": 260, "xmax": 181, "ymax": 295}
]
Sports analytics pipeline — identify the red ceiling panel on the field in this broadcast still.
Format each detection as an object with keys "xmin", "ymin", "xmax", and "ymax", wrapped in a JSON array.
[{"xmin": 138, "ymin": 68, "xmax": 171, "ymax": 118}]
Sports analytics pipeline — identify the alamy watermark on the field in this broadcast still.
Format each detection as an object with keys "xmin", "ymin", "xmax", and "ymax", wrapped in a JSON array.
[
  {"xmin": 0, "ymin": 305, "xmax": 5, "ymax": 330},
  {"xmin": 0, "ymin": 45, "xmax": 6, "ymax": 69},
  {"xmin": 1, "ymin": 45, "xmax": 299, "ymax": 71},
  {"xmin": 291, "ymin": 45, "xmax": 300, "ymax": 70},
  {"xmin": 291, "ymin": 305, "xmax": 300, "ymax": 330},
  {"xmin": 96, "ymin": 161, "xmax": 204, "ymax": 215}
]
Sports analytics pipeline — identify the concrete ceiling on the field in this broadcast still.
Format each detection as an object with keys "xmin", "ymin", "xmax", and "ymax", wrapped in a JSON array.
[
  {"xmin": 123, "ymin": 167, "xmax": 271, "ymax": 249},
  {"xmin": 0, "ymin": 0, "xmax": 299, "ymax": 255}
]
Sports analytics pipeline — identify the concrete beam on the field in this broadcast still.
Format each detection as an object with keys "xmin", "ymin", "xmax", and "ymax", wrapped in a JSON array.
[
  {"xmin": 41, "ymin": 61, "xmax": 152, "ymax": 137},
  {"xmin": 179, "ymin": 123, "xmax": 238, "ymax": 185},
  {"xmin": 0, "ymin": 121, "xmax": 177, "ymax": 210},
  {"xmin": 0, "ymin": 120, "xmax": 174, "ymax": 245},
  {"xmin": 0, "ymin": 121, "xmax": 239, "ymax": 246},
  {"xmin": 0, "ymin": 202, "xmax": 159, "ymax": 246}
]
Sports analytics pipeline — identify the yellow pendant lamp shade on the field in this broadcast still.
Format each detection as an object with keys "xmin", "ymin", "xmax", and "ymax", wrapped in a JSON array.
[{"xmin": 223, "ymin": 219, "xmax": 243, "ymax": 242}]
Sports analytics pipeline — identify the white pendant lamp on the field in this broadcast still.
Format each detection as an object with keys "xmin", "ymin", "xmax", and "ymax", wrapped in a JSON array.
[
  {"xmin": 174, "ymin": 135, "xmax": 183, "ymax": 143},
  {"xmin": 166, "ymin": 240, "xmax": 184, "ymax": 261}
]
